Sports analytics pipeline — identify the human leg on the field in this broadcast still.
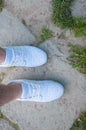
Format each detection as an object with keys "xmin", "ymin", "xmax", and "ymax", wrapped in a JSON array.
[
  {"xmin": 0, "ymin": 79, "xmax": 64, "ymax": 106},
  {"xmin": 0, "ymin": 47, "xmax": 6, "ymax": 63},
  {"xmin": 0, "ymin": 83, "xmax": 22, "ymax": 106}
]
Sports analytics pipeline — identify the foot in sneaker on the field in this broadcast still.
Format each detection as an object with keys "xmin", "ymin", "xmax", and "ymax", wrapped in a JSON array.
[
  {"xmin": 0, "ymin": 46, "xmax": 47, "ymax": 67},
  {"xmin": 9, "ymin": 80, "xmax": 64, "ymax": 102}
]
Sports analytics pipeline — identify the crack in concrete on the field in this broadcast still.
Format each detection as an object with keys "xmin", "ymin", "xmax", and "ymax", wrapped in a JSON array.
[{"xmin": 0, "ymin": 112, "xmax": 20, "ymax": 130}]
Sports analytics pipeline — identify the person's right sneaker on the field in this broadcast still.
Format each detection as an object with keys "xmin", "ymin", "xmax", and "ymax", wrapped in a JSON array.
[
  {"xmin": 9, "ymin": 80, "xmax": 64, "ymax": 102},
  {"xmin": 0, "ymin": 46, "xmax": 47, "ymax": 67}
]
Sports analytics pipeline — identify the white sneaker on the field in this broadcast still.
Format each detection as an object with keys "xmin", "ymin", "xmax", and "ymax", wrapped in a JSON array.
[
  {"xmin": 9, "ymin": 80, "xmax": 64, "ymax": 102},
  {"xmin": 0, "ymin": 46, "xmax": 47, "ymax": 67}
]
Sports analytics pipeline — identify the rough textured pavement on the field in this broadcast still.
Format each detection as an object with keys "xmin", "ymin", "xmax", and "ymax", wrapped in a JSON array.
[
  {"xmin": 0, "ymin": 0, "xmax": 86, "ymax": 130},
  {"xmin": 0, "ymin": 9, "xmax": 35, "ymax": 46}
]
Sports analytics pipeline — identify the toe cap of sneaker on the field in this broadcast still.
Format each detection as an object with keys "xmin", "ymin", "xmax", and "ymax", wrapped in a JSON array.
[
  {"xmin": 27, "ymin": 46, "xmax": 47, "ymax": 67},
  {"xmin": 41, "ymin": 80, "xmax": 64, "ymax": 102}
]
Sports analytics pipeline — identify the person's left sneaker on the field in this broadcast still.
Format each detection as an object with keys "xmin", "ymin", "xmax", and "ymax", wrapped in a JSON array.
[
  {"xmin": 0, "ymin": 46, "xmax": 47, "ymax": 67},
  {"xmin": 9, "ymin": 80, "xmax": 64, "ymax": 102}
]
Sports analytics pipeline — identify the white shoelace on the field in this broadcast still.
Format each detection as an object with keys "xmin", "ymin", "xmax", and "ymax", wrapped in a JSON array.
[
  {"xmin": 28, "ymin": 82, "xmax": 42, "ymax": 99},
  {"xmin": 11, "ymin": 47, "xmax": 24, "ymax": 65}
]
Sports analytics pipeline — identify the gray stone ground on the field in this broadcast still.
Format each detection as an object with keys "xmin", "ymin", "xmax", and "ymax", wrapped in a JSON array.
[
  {"xmin": 0, "ymin": 119, "xmax": 14, "ymax": 130},
  {"xmin": 0, "ymin": 0, "xmax": 86, "ymax": 130},
  {"xmin": 0, "ymin": 9, "xmax": 35, "ymax": 46},
  {"xmin": 72, "ymin": 0, "xmax": 86, "ymax": 17}
]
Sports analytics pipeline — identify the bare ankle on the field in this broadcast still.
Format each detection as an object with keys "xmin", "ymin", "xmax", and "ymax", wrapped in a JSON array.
[
  {"xmin": 0, "ymin": 47, "xmax": 6, "ymax": 63},
  {"xmin": 0, "ymin": 83, "xmax": 22, "ymax": 106},
  {"xmin": 8, "ymin": 82, "xmax": 22, "ymax": 97}
]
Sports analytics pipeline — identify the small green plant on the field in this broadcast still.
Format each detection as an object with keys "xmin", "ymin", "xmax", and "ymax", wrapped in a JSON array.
[
  {"xmin": 67, "ymin": 43, "xmax": 86, "ymax": 75},
  {"xmin": 0, "ymin": 0, "xmax": 3, "ymax": 12},
  {"xmin": 52, "ymin": 0, "xmax": 75, "ymax": 28},
  {"xmin": 52, "ymin": 0, "xmax": 86, "ymax": 37},
  {"xmin": 70, "ymin": 112, "xmax": 86, "ymax": 130},
  {"xmin": 40, "ymin": 27, "xmax": 53, "ymax": 42},
  {"xmin": 73, "ymin": 17, "xmax": 86, "ymax": 37}
]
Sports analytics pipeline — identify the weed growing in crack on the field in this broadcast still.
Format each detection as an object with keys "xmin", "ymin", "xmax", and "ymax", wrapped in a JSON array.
[
  {"xmin": 40, "ymin": 26, "xmax": 53, "ymax": 42},
  {"xmin": 0, "ymin": 0, "xmax": 3, "ymax": 12},
  {"xmin": 70, "ymin": 112, "xmax": 86, "ymax": 130},
  {"xmin": 67, "ymin": 43, "xmax": 86, "ymax": 75},
  {"xmin": 52, "ymin": 0, "xmax": 86, "ymax": 37}
]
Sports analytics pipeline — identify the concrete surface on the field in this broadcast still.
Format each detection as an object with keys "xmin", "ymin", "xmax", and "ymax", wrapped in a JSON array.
[
  {"xmin": 4, "ymin": 0, "xmax": 52, "ymax": 37},
  {"xmin": 0, "ymin": 119, "xmax": 14, "ymax": 130},
  {"xmin": 0, "ymin": 9, "xmax": 35, "ymax": 46},
  {"xmin": 0, "ymin": 0, "xmax": 86, "ymax": 130},
  {"xmin": 1, "ymin": 38, "xmax": 86, "ymax": 130},
  {"xmin": 72, "ymin": 0, "xmax": 86, "ymax": 17}
]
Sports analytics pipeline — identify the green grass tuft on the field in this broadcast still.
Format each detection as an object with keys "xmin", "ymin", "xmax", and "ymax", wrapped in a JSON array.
[
  {"xmin": 52, "ymin": 0, "xmax": 75, "ymax": 28},
  {"xmin": 0, "ymin": 0, "xmax": 3, "ymax": 12},
  {"xmin": 70, "ymin": 112, "xmax": 86, "ymax": 130},
  {"xmin": 52, "ymin": 0, "xmax": 86, "ymax": 37},
  {"xmin": 73, "ymin": 17, "xmax": 86, "ymax": 37},
  {"xmin": 40, "ymin": 27, "xmax": 53, "ymax": 42},
  {"xmin": 67, "ymin": 43, "xmax": 86, "ymax": 75}
]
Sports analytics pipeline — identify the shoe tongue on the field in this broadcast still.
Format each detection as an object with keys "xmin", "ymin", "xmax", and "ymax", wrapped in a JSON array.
[
  {"xmin": 1, "ymin": 47, "xmax": 13, "ymax": 65},
  {"xmin": 2, "ymin": 46, "xmax": 25, "ymax": 66},
  {"xmin": 20, "ymin": 82, "xmax": 33, "ymax": 99}
]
